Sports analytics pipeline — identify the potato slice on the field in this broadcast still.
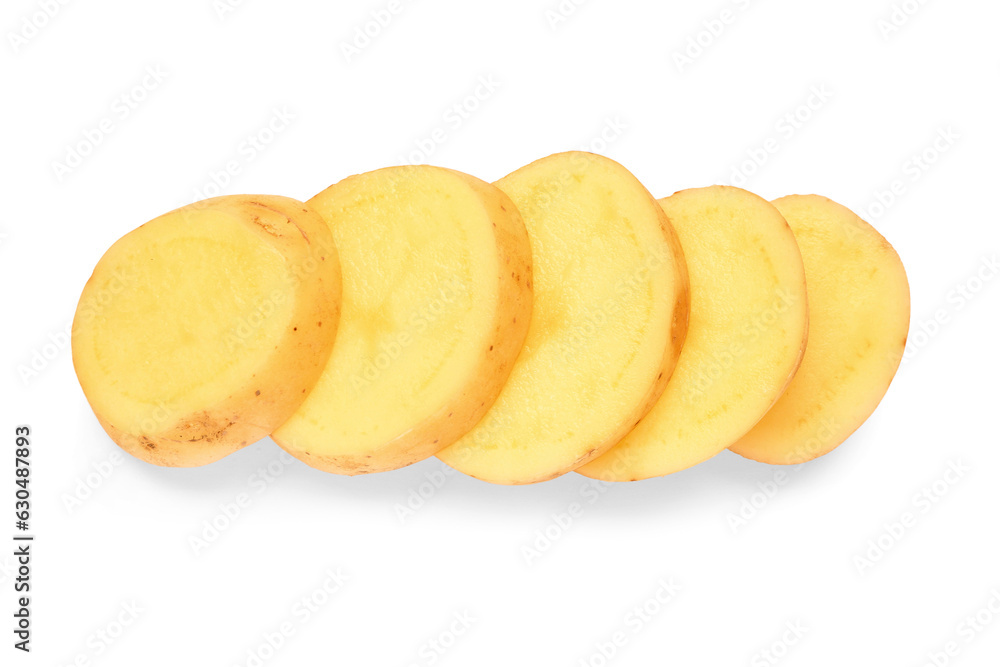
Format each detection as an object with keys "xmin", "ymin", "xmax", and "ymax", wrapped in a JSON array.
[
  {"xmin": 730, "ymin": 195, "xmax": 910, "ymax": 464},
  {"xmin": 579, "ymin": 186, "xmax": 809, "ymax": 481},
  {"xmin": 437, "ymin": 152, "xmax": 690, "ymax": 484},
  {"xmin": 272, "ymin": 166, "xmax": 532, "ymax": 474},
  {"xmin": 72, "ymin": 195, "xmax": 341, "ymax": 467}
]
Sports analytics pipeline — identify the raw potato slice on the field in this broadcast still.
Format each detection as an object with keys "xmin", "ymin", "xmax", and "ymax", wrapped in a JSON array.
[
  {"xmin": 579, "ymin": 186, "xmax": 809, "ymax": 481},
  {"xmin": 437, "ymin": 152, "xmax": 690, "ymax": 485},
  {"xmin": 272, "ymin": 166, "xmax": 532, "ymax": 475},
  {"xmin": 72, "ymin": 195, "xmax": 342, "ymax": 467},
  {"xmin": 730, "ymin": 195, "xmax": 910, "ymax": 464}
]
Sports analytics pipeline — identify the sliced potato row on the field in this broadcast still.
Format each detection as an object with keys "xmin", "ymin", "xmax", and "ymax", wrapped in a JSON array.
[{"xmin": 73, "ymin": 152, "xmax": 909, "ymax": 483}]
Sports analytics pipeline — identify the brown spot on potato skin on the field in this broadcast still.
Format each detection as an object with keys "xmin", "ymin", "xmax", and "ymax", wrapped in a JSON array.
[
  {"xmin": 174, "ymin": 413, "xmax": 238, "ymax": 444},
  {"xmin": 255, "ymin": 390, "xmax": 261, "ymax": 396},
  {"xmin": 249, "ymin": 214, "xmax": 281, "ymax": 237},
  {"xmin": 98, "ymin": 414, "xmax": 256, "ymax": 468},
  {"xmin": 248, "ymin": 201, "xmax": 313, "ymax": 243}
]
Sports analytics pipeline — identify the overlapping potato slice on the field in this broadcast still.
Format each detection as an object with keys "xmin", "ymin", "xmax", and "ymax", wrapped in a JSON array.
[
  {"xmin": 438, "ymin": 152, "xmax": 690, "ymax": 484},
  {"xmin": 580, "ymin": 186, "xmax": 808, "ymax": 481},
  {"xmin": 272, "ymin": 166, "xmax": 532, "ymax": 474},
  {"xmin": 730, "ymin": 195, "xmax": 910, "ymax": 464}
]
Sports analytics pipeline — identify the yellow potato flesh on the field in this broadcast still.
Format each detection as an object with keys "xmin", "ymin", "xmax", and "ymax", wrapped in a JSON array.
[
  {"xmin": 272, "ymin": 166, "xmax": 532, "ymax": 474},
  {"xmin": 730, "ymin": 195, "xmax": 910, "ymax": 464},
  {"xmin": 72, "ymin": 195, "xmax": 341, "ymax": 466},
  {"xmin": 437, "ymin": 152, "xmax": 690, "ymax": 485},
  {"xmin": 578, "ymin": 186, "xmax": 808, "ymax": 481}
]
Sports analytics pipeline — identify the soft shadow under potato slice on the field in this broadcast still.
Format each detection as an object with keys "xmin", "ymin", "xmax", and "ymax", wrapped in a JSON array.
[
  {"xmin": 437, "ymin": 152, "xmax": 690, "ymax": 485},
  {"xmin": 730, "ymin": 195, "xmax": 910, "ymax": 464},
  {"xmin": 579, "ymin": 185, "xmax": 809, "ymax": 481},
  {"xmin": 272, "ymin": 166, "xmax": 532, "ymax": 475},
  {"xmin": 72, "ymin": 195, "xmax": 342, "ymax": 467}
]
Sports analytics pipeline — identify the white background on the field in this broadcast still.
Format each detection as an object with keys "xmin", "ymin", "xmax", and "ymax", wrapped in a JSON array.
[{"xmin": 2, "ymin": 0, "xmax": 999, "ymax": 665}]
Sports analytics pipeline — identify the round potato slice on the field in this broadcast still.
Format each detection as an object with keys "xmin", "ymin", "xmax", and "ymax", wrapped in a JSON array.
[
  {"xmin": 72, "ymin": 195, "xmax": 342, "ymax": 467},
  {"xmin": 730, "ymin": 195, "xmax": 910, "ymax": 464},
  {"xmin": 437, "ymin": 152, "xmax": 690, "ymax": 485},
  {"xmin": 579, "ymin": 186, "xmax": 809, "ymax": 481},
  {"xmin": 272, "ymin": 166, "xmax": 532, "ymax": 475}
]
